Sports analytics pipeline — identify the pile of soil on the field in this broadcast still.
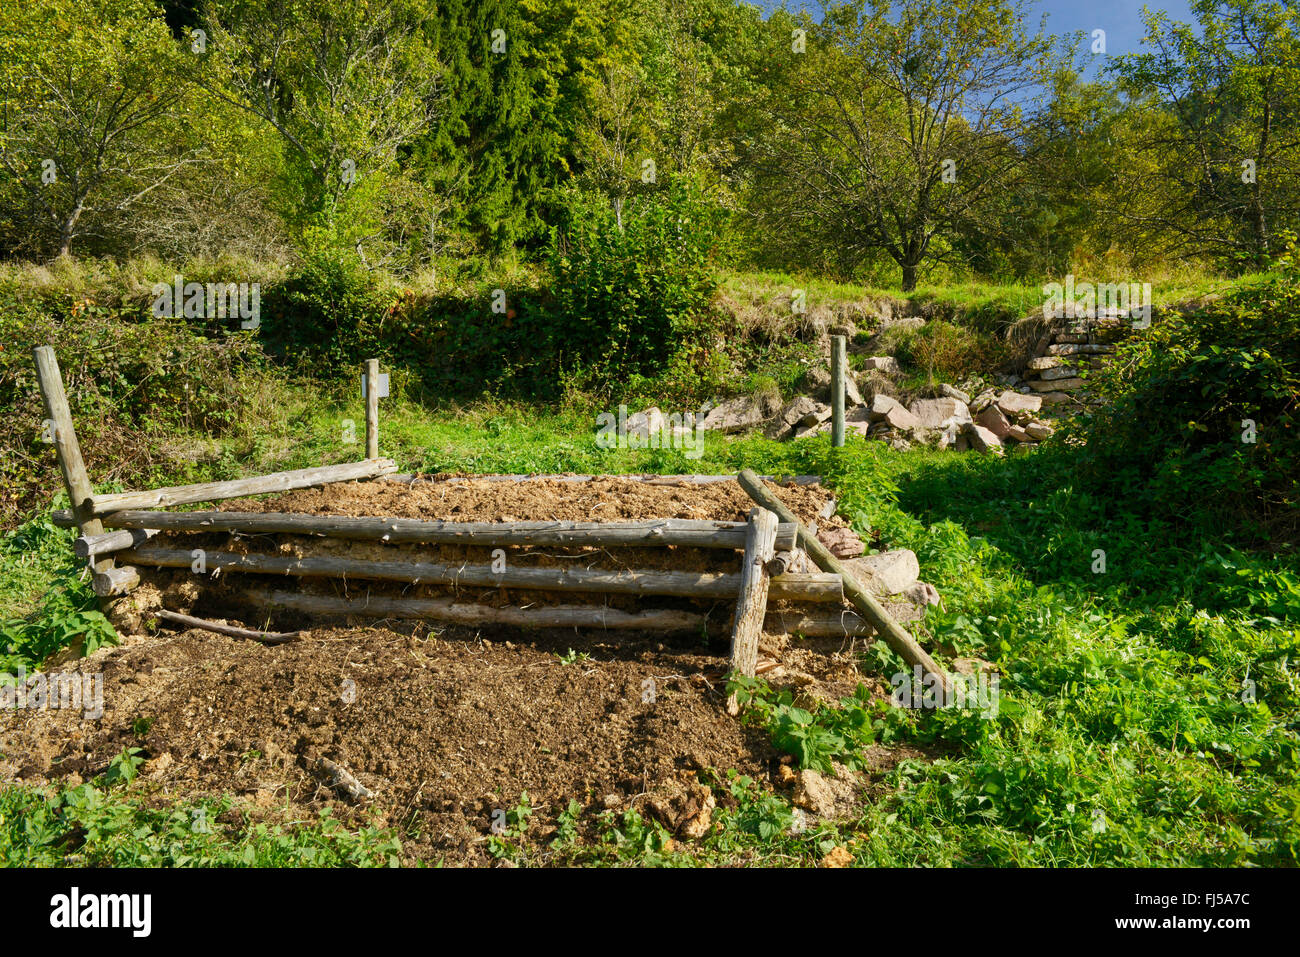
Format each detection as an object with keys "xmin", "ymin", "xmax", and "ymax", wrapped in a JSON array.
[
  {"xmin": 1, "ymin": 623, "xmax": 910, "ymax": 865},
  {"xmin": 225, "ymin": 474, "xmax": 845, "ymax": 527}
]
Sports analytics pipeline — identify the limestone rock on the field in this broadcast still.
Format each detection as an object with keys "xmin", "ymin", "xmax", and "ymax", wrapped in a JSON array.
[
  {"xmin": 1028, "ymin": 377, "xmax": 1085, "ymax": 392},
  {"xmin": 908, "ymin": 397, "xmax": 972, "ymax": 430},
  {"xmin": 974, "ymin": 404, "xmax": 1013, "ymax": 439},
  {"xmin": 995, "ymin": 390, "xmax": 1042, "ymax": 420},
  {"xmin": 966, "ymin": 423, "xmax": 1004, "ymax": 454},
  {"xmin": 940, "ymin": 383, "xmax": 971, "ymax": 404},
  {"xmin": 868, "ymin": 394, "xmax": 921, "ymax": 432},
  {"xmin": 901, "ymin": 580, "xmax": 941, "ymax": 607},
  {"xmin": 700, "ymin": 394, "xmax": 779, "ymax": 434},
  {"xmin": 845, "ymin": 549, "xmax": 920, "ymax": 595},
  {"xmin": 1024, "ymin": 421, "xmax": 1054, "ymax": 440},
  {"xmin": 862, "ymin": 355, "xmax": 902, "ymax": 375},
  {"xmin": 793, "ymin": 769, "xmax": 837, "ymax": 817}
]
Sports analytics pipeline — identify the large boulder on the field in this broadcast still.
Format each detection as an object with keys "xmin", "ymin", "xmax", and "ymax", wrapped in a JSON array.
[
  {"xmin": 974, "ymin": 404, "xmax": 1013, "ymax": 439},
  {"xmin": 700, "ymin": 394, "xmax": 780, "ymax": 434},
  {"xmin": 845, "ymin": 549, "xmax": 920, "ymax": 596},
  {"xmin": 995, "ymin": 390, "xmax": 1042, "ymax": 421},
  {"xmin": 908, "ymin": 397, "xmax": 972, "ymax": 430},
  {"xmin": 868, "ymin": 394, "xmax": 922, "ymax": 432}
]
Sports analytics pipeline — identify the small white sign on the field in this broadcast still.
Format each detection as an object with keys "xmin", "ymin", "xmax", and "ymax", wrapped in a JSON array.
[{"xmin": 361, "ymin": 373, "xmax": 389, "ymax": 399}]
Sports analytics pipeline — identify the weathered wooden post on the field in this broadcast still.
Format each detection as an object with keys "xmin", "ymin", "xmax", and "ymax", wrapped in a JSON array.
[
  {"xmin": 33, "ymin": 346, "xmax": 135, "ymax": 597},
  {"xmin": 830, "ymin": 334, "xmax": 846, "ymax": 447},
  {"xmin": 727, "ymin": 506, "xmax": 779, "ymax": 714},
  {"xmin": 364, "ymin": 358, "xmax": 380, "ymax": 460}
]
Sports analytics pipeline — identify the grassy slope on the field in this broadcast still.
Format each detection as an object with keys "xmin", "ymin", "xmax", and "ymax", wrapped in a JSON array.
[{"xmin": 3, "ymin": 394, "xmax": 1297, "ymax": 865}]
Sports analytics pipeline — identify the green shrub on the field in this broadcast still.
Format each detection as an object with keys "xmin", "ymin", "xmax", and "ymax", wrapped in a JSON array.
[
  {"xmin": 258, "ymin": 248, "xmax": 390, "ymax": 373},
  {"xmin": 1074, "ymin": 263, "xmax": 1300, "ymax": 539},
  {"xmin": 546, "ymin": 177, "xmax": 724, "ymax": 395}
]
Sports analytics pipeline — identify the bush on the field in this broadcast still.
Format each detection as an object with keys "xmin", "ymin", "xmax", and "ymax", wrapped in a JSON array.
[
  {"xmin": 546, "ymin": 178, "xmax": 724, "ymax": 395},
  {"xmin": 258, "ymin": 248, "xmax": 389, "ymax": 373},
  {"xmin": 1074, "ymin": 262, "xmax": 1300, "ymax": 539},
  {"xmin": 894, "ymin": 320, "xmax": 1009, "ymax": 384}
]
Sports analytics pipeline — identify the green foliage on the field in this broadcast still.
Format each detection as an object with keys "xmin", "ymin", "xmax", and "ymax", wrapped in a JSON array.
[
  {"xmin": 1074, "ymin": 264, "xmax": 1300, "ymax": 535},
  {"xmin": 0, "ymin": 784, "xmax": 402, "ymax": 867},
  {"xmin": 1, "ymin": 518, "xmax": 116, "ymax": 674},
  {"xmin": 546, "ymin": 178, "xmax": 723, "ymax": 393}
]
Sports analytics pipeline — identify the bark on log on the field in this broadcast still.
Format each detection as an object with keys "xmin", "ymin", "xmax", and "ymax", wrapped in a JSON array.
[
  {"xmin": 92, "ymin": 565, "xmax": 139, "ymax": 597},
  {"xmin": 118, "ymin": 545, "xmax": 842, "ymax": 601},
  {"xmin": 248, "ymin": 588, "xmax": 871, "ymax": 637},
  {"xmin": 75, "ymin": 527, "xmax": 159, "ymax": 560},
  {"xmin": 728, "ymin": 507, "xmax": 778, "ymax": 714},
  {"xmin": 736, "ymin": 468, "xmax": 952, "ymax": 694},
  {"xmin": 388, "ymin": 473, "xmax": 822, "ymax": 486},
  {"xmin": 66, "ymin": 510, "xmax": 797, "ymax": 551},
  {"xmin": 156, "ymin": 609, "xmax": 300, "ymax": 645},
  {"xmin": 87, "ymin": 460, "xmax": 398, "ymax": 514},
  {"xmin": 255, "ymin": 589, "xmax": 711, "ymax": 632},
  {"xmin": 364, "ymin": 358, "xmax": 380, "ymax": 460}
]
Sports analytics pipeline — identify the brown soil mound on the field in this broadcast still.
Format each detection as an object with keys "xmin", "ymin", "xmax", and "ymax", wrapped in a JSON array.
[
  {"xmin": 225, "ymin": 474, "xmax": 845, "ymax": 528},
  {"xmin": 0, "ymin": 623, "xmax": 909, "ymax": 865}
]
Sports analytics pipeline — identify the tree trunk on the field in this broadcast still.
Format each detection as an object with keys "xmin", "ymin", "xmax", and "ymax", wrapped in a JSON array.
[{"xmin": 901, "ymin": 262, "xmax": 918, "ymax": 292}]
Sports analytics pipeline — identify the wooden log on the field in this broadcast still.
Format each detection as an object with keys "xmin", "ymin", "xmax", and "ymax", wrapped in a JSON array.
[
  {"xmin": 155, "ymin": 609, "xmax": 300, "ymax": 644},
  {"xmin": 255, "ymin": 589, "xmax": 711, "ymax": 632},
  {"xmin": 242, "ymin": 588, "xmax": 874, "ymax": 638},
  {"xmin": 118, "ymin": 545, "xmax": 843, "ymax": 602},
  {"xmin": 75, "ymin": 527, "xmax": 159, "ymax": 560},
  {"xmin": 728, "ymin": 507, "xmax": 778, "ymax": 714},
  {"xmin": 92, "ymin": 565, "xmax": 139, "ymax": 597},
  {"xmin": 32, "ymin": 347, "xmax": 116, "ymax": 576},
  {"xmin": 389, "ymin": 473, "xmax": 823, "ymax": 486},
  {"xmin": 364, "ymin": 358, "xmax": 380, "ymax": 460},
  {"xmin": 87, "ymin": 459, "xmax": 398, "ymax": 514},
  {"xmin": 736, "ymin": 468, "xmax": 952, "ymax": 695},
  {"xmin": 762, "ymin": 610, "xmax": 876, "ymax": 637},
  {"xmin": 831, "ymin": 334, "xmax": 846, "ymax": 448},
  {"xmin": 68, "ymin": 510, "xmax": 798, "ymax": 551}
]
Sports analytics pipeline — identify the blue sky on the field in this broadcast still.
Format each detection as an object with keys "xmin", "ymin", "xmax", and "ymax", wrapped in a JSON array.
[{"xmin": 749, "ymin": 1, "xmax": 1199, "ymax": 65}]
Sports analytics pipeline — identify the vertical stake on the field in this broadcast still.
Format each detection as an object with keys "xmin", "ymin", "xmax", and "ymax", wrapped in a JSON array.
[
  {"xmin": 831, "ymin": 334, "xmax": 846, "ymax": 448},
  {"xmin": 365, "ymin": 358, "xmax": 380, "ymax": 460},
  {"xmin": 727, "ymin": 506, "xmax": 779, "ymax": 715}
]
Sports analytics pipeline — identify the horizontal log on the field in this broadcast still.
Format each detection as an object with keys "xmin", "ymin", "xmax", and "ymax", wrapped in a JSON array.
[
  {"xmin": 760, "ymin": 610, "xmax": 877, "ymax": 637},
  {"xmin": 155, "ymin": 609, "xmax": 300, "ymax": 645},
  {"xmin": 391, "ymin": 473, "xmax": 822, "ymax": 486},
  {"xmin": 245, "ymin": 590, "xmax": 873, "ymax": 637},
  {"xmin": 64, "ymin": 510, "xmax": 797, "ymax": 551},
  {"xmin": 119, "ymin": 545, "xmax": 844, "ymax": 602},
  {"xmin": 255, "ymin": 589, "xmax": 711, "ymax": 632},
  {"xmin": 92, "ymin": 565, "xmax": 139, "ymax": 597},
  {"xmin": 75, "ymin": 527, "xmax": 159, "ymax": 560},
  {"xmin": 86, "ymin": 460, "xmax": 397, "ymax": 514}
]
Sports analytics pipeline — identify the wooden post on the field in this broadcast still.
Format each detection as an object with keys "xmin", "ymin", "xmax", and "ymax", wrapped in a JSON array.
[
  {"xmin": 364, "ymin": 358, "xmax": 380, "ymax": 460},
  {"xmin": 736, "ymin": 468, "xmax": 952, "ymax": 696},
  {"xmin": 831, "ymin": 335, "xmax": 846, "ymax": 448},
  {"xmin": 727, "ymin": 507, "xmax": 778, "ymax": 714},
  {"xmin": 32, "ymin": 347, "xmax": 114, "ymax": 576}
]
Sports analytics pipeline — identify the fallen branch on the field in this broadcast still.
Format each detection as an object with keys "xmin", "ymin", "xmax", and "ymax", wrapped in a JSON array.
[{"xmin": 155, "ymin": 609, "xmax": 301, "ymax": 645}]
